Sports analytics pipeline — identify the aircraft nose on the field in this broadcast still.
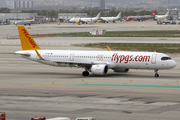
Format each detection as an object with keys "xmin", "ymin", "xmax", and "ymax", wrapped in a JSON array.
[{"xmin": 171, "ymin": 60, "xmax": 177, "ymax": 68}]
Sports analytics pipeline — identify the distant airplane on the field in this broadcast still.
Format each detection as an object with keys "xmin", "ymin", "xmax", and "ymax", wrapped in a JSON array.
[
  {"xmin": 69, "ymin": 12, "xmax": 101, "ymax": 24},
  {"xmin": 14, "ymin": 16, "xmax": 36, "ymax": 26},
  {"xmin": 126, "ymin": 10, "xmax": 156, "ymax": 21},
  {"xmin": 177, "ymin": 11, "xmax": 180, "ymax": 20},
  {"xmin": 155, "ymin": 10, "xmax": 170, "ymax": 20},
  {"xmin": 99, "ymin": 12, "xmax": 122, "ymax": 23},
  {"xmin": 15, "ymin": 26, "xmax": 177, "ymax": 77}
]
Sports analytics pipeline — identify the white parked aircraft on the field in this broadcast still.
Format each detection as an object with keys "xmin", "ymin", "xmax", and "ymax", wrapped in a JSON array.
[
  {"xmin": 155, "ymin": 10, "xmax": 170, "ymax": 20},
  {"xmin": 99, "ymin": 12, "xmax": 122, "ymax": 23},
  {"xmin": 69, "ymin": 12, "xmax": 101, "ymax": 24},
  {"xmin": 15, "ymin": 26, "xmax": 177, "ymax": 77},
  {"xmin": 14, "ymin": 17, "xmax": 36, "ymax": 26}
]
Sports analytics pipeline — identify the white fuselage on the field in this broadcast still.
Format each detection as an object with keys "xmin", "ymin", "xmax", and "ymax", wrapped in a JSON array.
[
  {"xmin": 100, "ymin": 17, "xmax": 119, "ymax": 22},
  {"xmin": 15, "ymin": 20, "xmax": 35, "ymax": 25},
  {"xmin": 155, "ymin": 15, "xmax": 168, "ymax": 20},
  {"xmin": 15, "ymin": 50, "xmax": 177, "ymax": 70},
  {"xmin": 69, "ymin": 17, "xmax": 98, "ymax": 23}
]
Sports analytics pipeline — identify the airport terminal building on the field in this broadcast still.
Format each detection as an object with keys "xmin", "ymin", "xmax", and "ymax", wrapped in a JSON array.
[
  {"xmin": 0, "ymin": 13, "xmax": 37, "ymax": 20},
  {"xmin": 58, "ymin": 13, "xmax": 87, "ymax": 21}
]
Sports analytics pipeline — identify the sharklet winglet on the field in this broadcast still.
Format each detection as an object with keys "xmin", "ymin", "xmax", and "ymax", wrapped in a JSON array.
[
  {"xmin": 35, "ymin": 50, "xmax": 44, "ymax": 60},
  {"xmin": 106, "ymin": 45, "xmax": 111, "ymax": 51}
]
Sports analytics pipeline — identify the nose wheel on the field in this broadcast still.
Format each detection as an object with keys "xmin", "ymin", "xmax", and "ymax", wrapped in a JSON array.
[
  {"xmin": 154, "ymin": 69, "xmax": 159, "ymax": 77},
  {"xmin": 82, "ymin": 71, "xmax": 89, "ymax": 76}
]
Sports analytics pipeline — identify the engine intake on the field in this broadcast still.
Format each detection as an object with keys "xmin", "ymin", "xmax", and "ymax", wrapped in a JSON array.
[{"xmin": 91, "ymin": 64, "xmax": 108, "ymax": 75}]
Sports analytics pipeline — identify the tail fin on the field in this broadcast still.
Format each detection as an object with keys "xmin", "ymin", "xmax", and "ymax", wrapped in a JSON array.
[
  {"xmin": 33, "ymin": 16, "xmax": 36, "ymax": 21},
  {"xmin": 177, "ymin": 11, "xmax": 179, "ymax": 20},
  {"xmin": 116, "ymin": 12, "xmax": 122, "ymax": 18},
  {"xmin": 151, "ymin": 10, "xmax": 156, "ymax": 16},
  {"xmin": 165, "ymin": 10, "xmax": 170, "ymax": 16},
  {"xmin": 18, "ymin": 26, "xmax": 42, "ymax": 50},
  {"xmin": 95, "ymin": 12, "xmax": 101, "ymax": 19}
]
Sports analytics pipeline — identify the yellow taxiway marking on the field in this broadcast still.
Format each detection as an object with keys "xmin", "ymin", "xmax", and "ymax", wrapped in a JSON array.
[
  {"xmin": 0, "ymin": 29, "xmax": 15, "ymax": 31},
  {"xmin": 164, "ymin": 82, "xmax": 179, "ymax": 85},
  {"xmin": 123, "ymin": 81, "xmax": 134, "ymax": 84},
  {"xmin": 25, "ymin": 81, "xmax": 66, "ymax": 87},
  {"xmin": 51, "ymin": 84, "xmax": 67, "ymax": 87},
  {"xmin": 81, "ymin": 80, "xmax": 88, "ymax": 84}
]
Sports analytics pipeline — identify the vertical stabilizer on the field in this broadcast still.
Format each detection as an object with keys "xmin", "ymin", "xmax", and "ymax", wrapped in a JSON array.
[
  {"xmin": 165, "ymin": 10, "xmax": 170, "ymax": 16},
  {"xmin": 18, "ymin": 26, "xmax": 42, "ymax": 50},
  {"xmin": 116, "ymin": 12, "xmax": 122, "ymax": 18},
  {"xmin": 151, "ymin": 10, "xmax": 156, "ymax": 16},
  {"xmin": 95, "ymin": 12, "xmax": 101, "ymax": 19}
]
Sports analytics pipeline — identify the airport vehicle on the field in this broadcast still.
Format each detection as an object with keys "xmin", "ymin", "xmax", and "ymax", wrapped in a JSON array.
[
  {"xmin": 15, "ymin": 26, "xmax": 177, "ymax": 77},
  {"xmin": 69, "ymin": 12, "xmax": 101, "ymax": 24},
  {"xmin": 76, "ymin": 117, "xmax": 95, "ymax": 120},
  {"xmin": 14, "ymin": 17, "xmax": 36, "ymax": 26},
  {"xmin": 99, "ymin": 12, "xmax": 122, "ymax": 23},
  {"xmin": 126, "ymin": 10, "xmax": 156, "ymax": 21},
  {"xmin": 31, "ymin": 117, "xmax": 46, "ymax": 120},
  {"xmin": 155, "ymin": 10, "xmax": 170, "ymax": 20},
  {"xmin": 0, "ymin": 112, "xmax": 6, "ymax": 120}
]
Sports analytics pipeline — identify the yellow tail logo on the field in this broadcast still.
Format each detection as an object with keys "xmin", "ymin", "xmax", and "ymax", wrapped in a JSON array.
[{"xmin": 18, "ymin": 26, "xmax": 42, "ymax": 50}]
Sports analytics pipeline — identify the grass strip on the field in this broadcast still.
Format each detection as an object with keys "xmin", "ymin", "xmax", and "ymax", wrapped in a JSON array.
[
  {"xmin": 52, "ymin": 30, "xmax": 180, "ymax": 37},
  {"xmin": 82, "ymin": 43, "xmax": 180, "ymax": 53}
]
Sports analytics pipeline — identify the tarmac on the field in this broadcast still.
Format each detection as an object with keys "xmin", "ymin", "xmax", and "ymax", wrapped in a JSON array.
[{"xmin": 0, "ymin": 21, "xmax": 180, "ymax": 120}]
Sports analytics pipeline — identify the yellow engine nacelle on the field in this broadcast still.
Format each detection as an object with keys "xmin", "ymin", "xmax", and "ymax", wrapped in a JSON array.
[
  {"xmin": 76, "ymin": 21, "xmax": 80, "ymax": 24},
  {"xmin": 97, "ymin": 20, "xmax": 101, "ymax": 23}
]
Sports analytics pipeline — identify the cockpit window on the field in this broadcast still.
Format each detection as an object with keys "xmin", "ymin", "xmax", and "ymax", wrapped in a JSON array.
[{"xmin": 161, "ymin": 57, "xmax": 171, "ymax": 60}]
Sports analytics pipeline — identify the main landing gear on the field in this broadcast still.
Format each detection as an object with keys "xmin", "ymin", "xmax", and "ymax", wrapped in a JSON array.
[
  {"xmin": 82, "ymin": 71, "xmax": 89, "ymax": 76},
  {"xmin": 154, "ymin": 69, "xmax": 159, "ymax": 77}
]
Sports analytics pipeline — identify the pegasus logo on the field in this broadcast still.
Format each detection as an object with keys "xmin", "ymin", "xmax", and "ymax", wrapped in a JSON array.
[{"xmin": 21, "ymin": 29, "xmax": 37, "ymax": 48}]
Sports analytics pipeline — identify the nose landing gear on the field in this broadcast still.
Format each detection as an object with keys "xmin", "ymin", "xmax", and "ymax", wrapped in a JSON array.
[
  {"xmin": 82, "ymin": 71, "xmax": 89, "ymax": 76},
  {"xmin": 154, "ymin": 69, "xmax": 159, "ymax": 77}
]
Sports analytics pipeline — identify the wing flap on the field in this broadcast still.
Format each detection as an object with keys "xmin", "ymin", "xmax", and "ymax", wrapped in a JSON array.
[{"xmin": 52, "ymin": 60, "xmax": 92, "ymax": 65}]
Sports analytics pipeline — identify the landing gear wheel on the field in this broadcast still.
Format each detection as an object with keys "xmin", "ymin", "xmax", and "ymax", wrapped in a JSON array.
[
  {"xmin": 155, "ymin": 74, "xmax": 159, "ymax": 77},
  {"xmin": 82, "ymin": 71, "xmax": 89, "ymax": 76},
  {"xmin": 154, "ymin": 69, "xmax": 159, "ymax": 77}
]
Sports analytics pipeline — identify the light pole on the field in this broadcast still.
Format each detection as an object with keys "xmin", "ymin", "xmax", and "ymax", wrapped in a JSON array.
[
  {"xmin": 91, "ymin": 0, "xmax": 92, "ymax": 24},
  {"xmin": 16, "ymin": 0, "xmax": 18, "ymax": 20}
]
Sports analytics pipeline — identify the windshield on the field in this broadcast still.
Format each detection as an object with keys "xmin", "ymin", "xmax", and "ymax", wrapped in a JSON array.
[{"xmin": 161, "ymin": 57, "xmax": 171, "ymax": 60}]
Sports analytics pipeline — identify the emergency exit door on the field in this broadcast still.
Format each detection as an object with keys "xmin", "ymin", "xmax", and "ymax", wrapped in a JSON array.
[{"xmin": 151, "ymin": 54, "xmax": 157, "ymax": 64}]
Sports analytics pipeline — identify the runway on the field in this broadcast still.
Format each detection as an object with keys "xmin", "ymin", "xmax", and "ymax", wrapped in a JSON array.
[{"xmin": 0, "ymin": 22, "xmax": 180, "ymax": 120}]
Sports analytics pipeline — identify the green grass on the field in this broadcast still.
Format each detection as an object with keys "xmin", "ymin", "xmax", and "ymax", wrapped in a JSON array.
[
  {"xmin": 52, "ymin": 30, "xmax": 180, "ymax": 37},
  {"xmin": 83, "ymin": 43, "xmax": 180, "ymax": 53}
]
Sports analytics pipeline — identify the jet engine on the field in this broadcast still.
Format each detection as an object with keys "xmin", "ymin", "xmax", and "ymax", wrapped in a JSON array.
[
  {"xmin": 113, "ymin": 68, "xmax": 129, "ymax": 73},
  {"xmin": 97, "ymin": 20, "xmax": 101, "ymax": 23},
  {"xmin": 76, "ymin": 21, "xmax": 80, "ymax": 24},
  {"xmin": 91, "ymin": 64, "xmax": 108, "ymax": 75}
]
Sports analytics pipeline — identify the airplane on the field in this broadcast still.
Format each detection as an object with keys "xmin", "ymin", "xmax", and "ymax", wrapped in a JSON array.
[
  {"xmin": 155, "ymin": 10, "xmax": 170, "ymax": 20},
  {"xmin": 15, "ymin": 26, "xmax": 177, "ymax": 77},
  {"xmin": 14, "ymin": 16, "xmax": 36, "ymax": 26},
  {"xmin": 98, "ymin": 12, "xmax": 122, "ymax": 23},
  {"xmin": 126, "ymin": 10, "xmax": 156, "ymax": 21},
  {"xmin": 69, "ymin": 12, "xmax": 101, "ymax": 24},
  {"xmin": 177, "ymin": 11, "xmax": 180, "ymax": 20}
]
